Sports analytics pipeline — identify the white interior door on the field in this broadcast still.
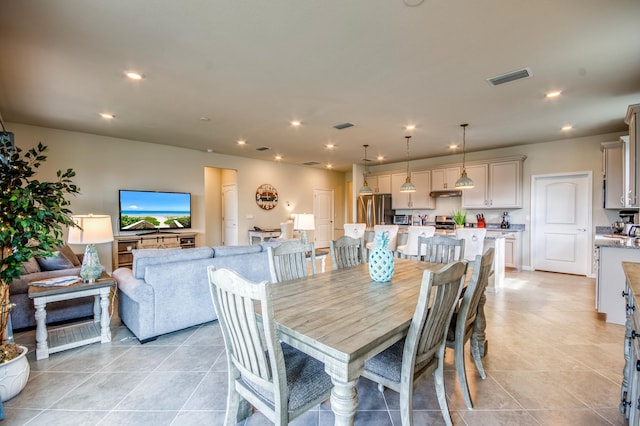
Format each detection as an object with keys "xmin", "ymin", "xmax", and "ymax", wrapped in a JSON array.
[
  {"xmin": 313, "ymin": 188, "xmax": 334, "ymax": 249},
  {"xmin": 222, "ymin": 183, "xmax": 238, "ymax": 246},
  {"xmin": 532, "ymin": 172, "xmax": 592, "ymax": 275}
]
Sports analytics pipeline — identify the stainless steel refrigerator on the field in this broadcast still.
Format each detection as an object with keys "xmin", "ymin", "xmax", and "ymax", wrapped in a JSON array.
[{"xmin": 357, "ymin": 194, "xmax": 393, "ymax": 229}]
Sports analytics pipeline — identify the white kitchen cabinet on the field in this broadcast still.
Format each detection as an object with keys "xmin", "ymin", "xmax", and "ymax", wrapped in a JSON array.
[
  {"xmin": 504, "ymin": 232, "xmax": 520, "ymax": 270},
  {"xmin": 462, "ymin": 160, "xmax": 522, "ymax": 209},
  {"xmin": 375, "ymin": 174, "xmax": 391, "ymax": 194},
  {"xmin": 431, "ymin": 166, "xmax": 461, "ymax": 191},
  {"xmin": 596, "ymin": 244, "xmax": 640, "ymax": 325},
  {"xmin": 391, "ymin": 171, "xmax": 434, "ymax": 209},
  {"xmin": 602, "ymin": 140, "xmax": 626, "ymax": 209},
  {"xmin": 625, "ymin": 104, "xmax": 640, "ymax": 208}
]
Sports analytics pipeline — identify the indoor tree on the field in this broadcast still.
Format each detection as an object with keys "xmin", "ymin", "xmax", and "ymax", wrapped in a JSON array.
[{"xmin": 0, "ymin": 133, "xmax": 79, "ymax": 355}]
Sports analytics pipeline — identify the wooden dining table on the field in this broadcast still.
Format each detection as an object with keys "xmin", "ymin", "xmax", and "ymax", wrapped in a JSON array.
[{"xmin": 267, "ymin": 257, "xmax": 487, "ymax": 426}]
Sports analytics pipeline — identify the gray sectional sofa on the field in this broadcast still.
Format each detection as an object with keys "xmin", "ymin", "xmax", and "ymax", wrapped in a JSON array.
[{"xmin": 112, "ymin": 243, "xmax": 273, "ymax": 343}]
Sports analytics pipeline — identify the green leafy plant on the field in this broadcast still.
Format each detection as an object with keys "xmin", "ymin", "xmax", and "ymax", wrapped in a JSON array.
[
  {"xmin": 0, "ymin": 134, "xmax": 80, "ymax": 347},
  {"xmin": 451, "ymin": 209, "xmax": 467, "ymax": 226}
]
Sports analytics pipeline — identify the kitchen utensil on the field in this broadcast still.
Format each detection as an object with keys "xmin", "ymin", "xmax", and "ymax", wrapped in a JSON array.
[{"xmin": 613, "ymin": 221, "xmax": 624, "ymax": 234}]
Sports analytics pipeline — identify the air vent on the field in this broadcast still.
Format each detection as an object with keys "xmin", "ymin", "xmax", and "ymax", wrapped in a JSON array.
[
  {"xmin": 256, "ymin": 146, "xmax": 270, "ymax": 151},
  {"xmin": 302, "ymin": 161, "xmax": 320, "ymax": 166},
  {"xmin": 487, "ymin": 68, "xmax": 532, "ymax": 86},
  {"xmin": 333, "ymin": 122, "xmax": 354, "ymax": 130}
]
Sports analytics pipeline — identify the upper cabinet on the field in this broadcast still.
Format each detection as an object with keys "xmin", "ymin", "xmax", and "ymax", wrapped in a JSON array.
[
  {"xmin": 462, "ymin": 159, "xmax": 523, "ymax": 209},
  {"xmin": 602, "ymin": 139, "xmax": 628, "ymax": 209},
  {"xmin": 391, "ymin": 171, "xmax": 434, "ymax": 209},
  {"xmin": 431, "ymin": 166, "xmax": 461, "ymax": 191},
  {"xmin": 625, "ymin": 104, "xmax": 640, "ymax": 208},
  {"xmin": 366, "ymin": 174, "xmax": 391, "ymax": 194}
]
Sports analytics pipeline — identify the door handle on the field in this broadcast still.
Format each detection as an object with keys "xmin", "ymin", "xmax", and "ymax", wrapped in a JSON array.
[{"xmin": 577, "ymin": 228, "xmax": 586, "ymax": 232}]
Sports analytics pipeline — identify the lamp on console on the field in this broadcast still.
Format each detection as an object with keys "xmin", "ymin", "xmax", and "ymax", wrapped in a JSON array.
[
  {"xmin": 294, "ymin": 214, "xmax": 315, "ymax": 245},
  {"xmin": 68, "ymin": 214, "xmax": 114, "ymax": 283}
]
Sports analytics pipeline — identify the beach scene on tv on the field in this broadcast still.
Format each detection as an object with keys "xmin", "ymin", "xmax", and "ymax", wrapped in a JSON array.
[{"xmin": 119, "ymin": 191, "xmax": 191, "ymax": 231}]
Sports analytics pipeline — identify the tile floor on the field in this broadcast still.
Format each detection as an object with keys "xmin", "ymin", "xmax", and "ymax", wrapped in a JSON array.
[{"xmin": 2, "ymin": 269, "xmax": 629, "ymax": 425}]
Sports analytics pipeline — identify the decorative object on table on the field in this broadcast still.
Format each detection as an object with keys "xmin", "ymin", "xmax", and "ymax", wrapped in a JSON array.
[
  {"xmin": 399, "ymin": 135, "xmax": 416, "ymax": 193},
  {"xmin": 368, "ymin": 231, "xmax": 395, "ymax": 282},
  {"xmin": 359, "ymin": 144, "xmax": 373, "ymax": 195},
  {"xmin": 452, "ymin": 209, "xmax": 467, "ymax": 229},
  {"xmin": 500, "ymin": 211, "xmax": 510, "ymax": 229},
  {"xmin": 255, "ymin": 183, "xmax": 278, "ymax": 210},
  {"xmin": 68, "ymin": 214, "xmax": 114, "ymax": 282},
  {"xmin": 455, "ymin": 123, "xmax": 475, "ymax": 189},
  {"xmin": 294, "ymin": 213, "xmax": 315, "ymax": 244},
  {"xmin": 0, "ymin": 132, "xmax": 77, "ymax": 399}
]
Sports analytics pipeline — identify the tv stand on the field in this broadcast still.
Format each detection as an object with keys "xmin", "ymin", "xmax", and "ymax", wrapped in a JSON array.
[
  {"xmin": 135, "ymin": 229, "xmax": 178, "ymax": 236},
  {"xmin": 113, "ymin": 232, "xmax": 197, "ymax": 270}
]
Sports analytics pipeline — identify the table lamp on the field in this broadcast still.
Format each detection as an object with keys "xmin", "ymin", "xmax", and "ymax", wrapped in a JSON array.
[
  {"xmin": 67, "ymin": 214, "xmax": 114, "ymax": 282},
  {"xmin": 294, "ymin": 214, "xmax": 315, "ymax": 245}
]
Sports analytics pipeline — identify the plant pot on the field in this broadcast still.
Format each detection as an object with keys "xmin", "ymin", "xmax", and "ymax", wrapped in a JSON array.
[
  {"xmin": 455, "ymin": 224, "xmax": 464, "ymax": 229},
  {"xmin": 0, "ymin": 345, "xmax": 30, "ymax": 402}
]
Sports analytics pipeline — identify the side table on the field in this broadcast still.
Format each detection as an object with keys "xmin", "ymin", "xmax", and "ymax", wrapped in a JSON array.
[{"xmin": 28, "ymin": 276, "xmax": 115, "ymax": 360}]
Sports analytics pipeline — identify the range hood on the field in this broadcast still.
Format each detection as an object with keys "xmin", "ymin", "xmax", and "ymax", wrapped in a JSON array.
[{"xmin": 429, "ymin": 190, "xmax": 462, "ymax": 198}]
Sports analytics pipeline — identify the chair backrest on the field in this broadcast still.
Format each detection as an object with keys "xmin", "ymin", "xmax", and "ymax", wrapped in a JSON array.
[
  {"xmin": 418, "ymin": 235, "xmax": 465, "ymax": 263},
  {"xmin": 267, "ymin": 240, "xmax": 316, "ymax": 283},
  {"xmin": 402, "ymin": 261, "xmax": 466, "ymax": 381},
  {"xmin": 453, "ymin": 248, "xmax": 495, "ymax": 342},
  {"xmin": 455, "ymin": 228, "xmax": 487, "ymax": 262},
  {"xmin": 404, "ymin": 225, "xmax": 436, "ymax": 256},
  {"xmin": 276, "ymin": 221, "xmax": 294, "ymax": 240},
  {"xmin": 329, "ymin": 236, "xmax": 364, "ymax": 270},
  {"xmin": 372, "ymin": 225, "xmax": 400, "ymax": 251},
  {"xmin": 207, "ymin": 267, "xmax": 287, "ymax": 409},
  {"xmin": 343, "ymin": 223, "xmax": 366, "ymax": 240}
]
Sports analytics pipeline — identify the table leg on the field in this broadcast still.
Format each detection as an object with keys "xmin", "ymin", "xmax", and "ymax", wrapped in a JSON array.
[
  {"xmin": 329, "ymin": 377, "xmax": 359, "ymax": 426},
  {"xmin": 93, "ymin": 294, "xmax": 100, "ymax": 323},
  {"xmin": 99, "ymin": 288, "xmax": 111, "ymax": 343},
  {"xmin": 34, "ymin": 300, "xmax": 48, "ymax": 360}
]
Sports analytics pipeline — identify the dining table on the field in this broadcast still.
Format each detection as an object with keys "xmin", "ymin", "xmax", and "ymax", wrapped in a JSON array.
[{"xmin": 267, "ymin": 257, "xmax": 488, "ymax": 426}]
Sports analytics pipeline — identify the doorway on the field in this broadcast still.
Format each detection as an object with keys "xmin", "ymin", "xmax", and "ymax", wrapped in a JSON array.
[
  {"xmin": 222, "ymin": 183, "xmax": 238, "ymax": 245},
  {"xmin": 531, "ymin": 172, "xmax": 592, "ymax": 275},
  {"xmin": 313, "ymin": 188, "xmax": 334, "ymax": 249}
]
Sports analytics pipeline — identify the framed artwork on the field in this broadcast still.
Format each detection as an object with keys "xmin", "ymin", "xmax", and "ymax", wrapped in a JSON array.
[{"xmin": 256, "ymin": 183, "xmax": 278, "ymax": 210}]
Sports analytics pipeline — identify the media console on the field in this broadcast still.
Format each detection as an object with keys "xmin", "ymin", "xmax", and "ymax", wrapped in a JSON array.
[{"xmin": 112, "ymin": 232, "xmax": 197, "ymax": 270}]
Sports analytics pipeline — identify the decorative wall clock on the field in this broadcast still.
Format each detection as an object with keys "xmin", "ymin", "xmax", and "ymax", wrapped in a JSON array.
[{"xmin": 255, "ymin": 184, "xmax": 278, "ymax": 210}]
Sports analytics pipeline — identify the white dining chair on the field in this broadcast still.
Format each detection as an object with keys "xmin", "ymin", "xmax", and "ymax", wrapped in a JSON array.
[
  {"xmin": 455, "ymin": 228, "xmax": 487, "ymax": 262},
  {"xmin": 396, "ymin": 225, "xmax": 436, "ymax": 259},
  {"xmin": 274, "ymin": 221, "xmax": 294, "ymax": 241},
  {"xmin": 365, "ymin": 225, "xmax": 400, "ymax": 252},
  {"xmin": 343, "ymin": 223, "xmax": 366, "ymax": 240}
]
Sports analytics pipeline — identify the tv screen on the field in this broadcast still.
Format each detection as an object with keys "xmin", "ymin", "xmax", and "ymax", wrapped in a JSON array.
[{"xmin": 119, "ymin": 190, "xmax": 191, "ymax": 231}]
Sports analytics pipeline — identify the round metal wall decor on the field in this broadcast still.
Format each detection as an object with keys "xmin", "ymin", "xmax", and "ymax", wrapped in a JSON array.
[{"xmin": 255, "ymin": 184, "xmax": 278, "ymax": 210}]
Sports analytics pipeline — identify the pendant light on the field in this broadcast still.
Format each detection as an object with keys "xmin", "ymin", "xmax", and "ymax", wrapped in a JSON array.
[
  {"xmin": 359, "ymin": 144, "xmax": 373, "ymax": 195},
  {"xmin": 455, "ymin": 123, "xmax": 474, "ymax": 189},
  {"xmin": 400, "ymin": 135, "xmax": 416, "ymax": 193}
]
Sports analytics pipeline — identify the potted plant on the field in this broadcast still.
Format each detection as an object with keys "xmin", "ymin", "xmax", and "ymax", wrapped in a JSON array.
[
  {"xmin": 452, "ymin": 209, "xmax": 467, "ymax": 229},
  {"xmin": 0, "ymin": 133, "xmax": 79, "ymax": 399}
]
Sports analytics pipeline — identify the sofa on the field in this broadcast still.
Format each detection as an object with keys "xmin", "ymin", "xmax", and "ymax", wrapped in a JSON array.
[
  {"xmin": 10, "ymin": 245, "xmax": 95, "ymax": 330},
  {"xmin": 112, "ymin": 243, "xmax": 273, "ymax": 343}
]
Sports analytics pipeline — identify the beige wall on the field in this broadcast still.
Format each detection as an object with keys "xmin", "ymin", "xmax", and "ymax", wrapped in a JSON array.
[{"xmin": 9, "ymin": 123, "xmax": 346, "ymax": 271}]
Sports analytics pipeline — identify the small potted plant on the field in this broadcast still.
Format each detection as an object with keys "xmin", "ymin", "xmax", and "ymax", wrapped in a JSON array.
[{"xmin": 452, "ymin": 209, "xmax": 467, "ymax": 229}]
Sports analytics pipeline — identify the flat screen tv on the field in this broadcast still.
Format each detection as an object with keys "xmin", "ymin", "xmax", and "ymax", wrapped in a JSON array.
[{"xmin": 119, "ymin": 190, "xmax": 191, "ymax": 232}]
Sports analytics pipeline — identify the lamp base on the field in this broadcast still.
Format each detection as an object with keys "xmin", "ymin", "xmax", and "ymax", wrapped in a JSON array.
[
  {"xmin": 80, "ymin": 244, "xmax": 103, "ymax": 283},
  {"xmin": 301, "ymin": 231, "xmax": 309, "ymax": 245}
]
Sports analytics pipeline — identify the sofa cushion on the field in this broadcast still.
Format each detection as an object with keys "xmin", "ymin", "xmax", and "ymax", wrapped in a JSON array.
[
  {"xmin": 133, "ymin": 247, "xmax": 214, "ymax": 279},
  {"xmin": 212, "ymin": 245, "xmax": 262, "ymax": 257},
  {"xmin": 58, "ymin": 244, "xmax": 81, "ymax": 266},
  {"xmin": 36, "ymin": 251, "xmax": 75, "ymax": 271},
  {"xmin": 21, "ymin": 257, "xmax": 41, "ymax": 274}
]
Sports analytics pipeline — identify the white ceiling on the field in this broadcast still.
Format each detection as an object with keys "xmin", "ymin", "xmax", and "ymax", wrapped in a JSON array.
[{"xmin": 1, "ymin": 0, "xmax": 639, "ymax": 172}]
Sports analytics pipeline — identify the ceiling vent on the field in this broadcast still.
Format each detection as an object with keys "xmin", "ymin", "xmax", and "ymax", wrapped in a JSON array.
[
  {"xmin": 302, "ymin": 161, "xmax": 320, "ymax": 166},
  {"xmin": 256, "ymin": 146, "xmax": 270, "ymax": 151},
  {"xmin": 333, "ymin": 122, "xmax": 354, "ymax": 130},
  {"xmin": 487, "ymin": 68, "xmax": 532, "ymax": 86}
]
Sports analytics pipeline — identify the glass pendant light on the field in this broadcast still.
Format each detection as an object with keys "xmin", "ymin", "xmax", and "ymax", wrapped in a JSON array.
[
  {"xmin": 400, "ymin": 135, "xmax": 416, "ymax": 193},
  {"xmin": 359, "ymin": 144, "xmax": 373, "ymax": 195},
  {"xmin": 455, "ymin": 123, "xmax": 474, "ymax": 189}
]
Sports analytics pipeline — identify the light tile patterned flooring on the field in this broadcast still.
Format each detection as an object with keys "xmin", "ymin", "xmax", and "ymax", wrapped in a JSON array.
[{"xmin": 3, "ymin": 269, "xmax": 628, "ymax": 425}]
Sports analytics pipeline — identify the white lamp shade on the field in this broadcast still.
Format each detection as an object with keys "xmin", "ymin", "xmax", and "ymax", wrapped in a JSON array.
[
  {"xmin": 68, "ymin": 214, "xmax": 114, "ymax": 244},
  {"xmin": 293, "ymin": 214, "xmax": 315, "ymax": 231}
]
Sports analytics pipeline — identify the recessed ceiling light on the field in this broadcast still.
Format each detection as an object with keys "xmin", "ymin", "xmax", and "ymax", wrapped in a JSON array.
[
  {"xmin": 290, "ymin": 120, "xmax": 302, "ymax": 127},
  {"xmin": 199, "ymin": 117, "xmax": 211, "ymax": 121},
  {"xmin": 377, "ymin": 155, "xmax": 384, "ymax": 161},
  {"xmin": 449, "ymin": 144, "xmax": 458, "ymax": 150},
  {"xmin": 546, "ymin": 90, "xmax": 562, "ymax": 98},
  {"xmin": 275, "ymin": 155, "xmax": 282, "ymax": 161},
  {"xmin": 237, "ymin": 140, "xmax": 247, "ymax": 145},
  {"xmin": 326, "ymin": 164, "xmax": 333, "ymax": 169},
  {"xmin": 125, "ymin": 71, "xmax": 144, "ymax": 80},
  {"xmin": 207, "ymin": 149, "xmax": 213, "ymax": 153},
  {"xmin": 99, "ymin": 113, "xmax": 115, "ymax": 119},
  {"xmin": 326, "ymin": 143, "xmax": 335, "ymax": 149},
  {"xmin": 405, "ymin": 124, "xmax": 416, "ymax": 131},
  {"xmin": 561, "ymin": 125, "xmax": 573, "ymax": 131}
]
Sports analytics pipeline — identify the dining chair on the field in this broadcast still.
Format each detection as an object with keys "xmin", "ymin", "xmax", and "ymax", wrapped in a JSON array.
[
  {"xmin": 446, "ymin": 247, "xmax": 494, "ymax": 409},
  {"xmin": 207, "ymin": 267, "xmax": 332, "ymax": 425},
  {"xmin": 267, "ymin": 240, "xmax": 316, "ymax": 283},
  {"xmin": 274, "ymin": 221, "xmax": 294, "ymax": 241},
  {"xmin": 343, "ymin": 223, "xmax": 366, "ymax": 240},
  {"xmin": 454, "ymin": 228, "xmax": 487, "ymax": 262},
  {"xmin": 362, "ymin": 261, "xmax": 467, "ymax": 426},
  {"xmin": 396, "ymin": 225, "xmax": 436, "ymax": 259},
  {"xmin": 329, "ymin": 236, "xmax": 364, "ymax": 270},
  {"xmin": 365, "ymin": 224, "xmax": 400, "ymax": 253},
  {"xmin": 418, "ymin": 235, "xmax": 465, "ymax": 263}
]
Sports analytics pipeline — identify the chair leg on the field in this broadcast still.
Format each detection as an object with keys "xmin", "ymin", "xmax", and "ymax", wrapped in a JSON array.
[
  {"xmin": 377, "ymin": 383, "xmax": 385, "ymax": 393},
  {"xmin": 455, "ymin": 340, "xmax": 473, "ymax": 409},
  {"xmin": 399, "ymin": 382, "xmax": 414, "ymax": 426},
  {"xmin": 470, "ymin": 335, "xmax": 487, "ymax": 379},
  {"xmin": 434, "ymin": 357, "xmax": 453, "ymax": 426}
]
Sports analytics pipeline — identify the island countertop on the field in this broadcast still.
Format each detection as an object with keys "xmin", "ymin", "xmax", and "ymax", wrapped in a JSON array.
[{"xmin": 622, "ymin": 262, "xmax": 640, "ymax": 305}]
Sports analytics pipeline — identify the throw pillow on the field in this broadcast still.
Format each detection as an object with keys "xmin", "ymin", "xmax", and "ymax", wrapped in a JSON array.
[
  {"xmin": 57, "ymin": 244, "xmax": 81, "ymax": 266},
  {"xmin": 36, "ymin": 251, "xmax": 75, "ymax": 271},
  {"xmin": 20, "ymin": 257, "xmax": 41, "ymax": 274}
]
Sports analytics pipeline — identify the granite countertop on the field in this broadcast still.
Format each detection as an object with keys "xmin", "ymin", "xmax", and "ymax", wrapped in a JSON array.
[
  {"xmin": 622, "ymin": 262, "xmax": 640, "ymax": 303},
  {"xmin": 595, "ymin": 234, "xmax": 640, "ymax": 249}
]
